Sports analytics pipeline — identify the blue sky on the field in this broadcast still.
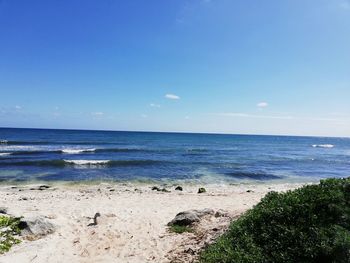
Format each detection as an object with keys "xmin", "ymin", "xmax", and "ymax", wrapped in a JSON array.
[{"xmin": 0, "ymin": 0, "xmax": 349, "ymax": 136}]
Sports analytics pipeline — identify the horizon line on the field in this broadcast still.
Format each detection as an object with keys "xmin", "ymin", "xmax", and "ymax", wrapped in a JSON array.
[{"xmin": 0, "ymin": 126, "xmax": 348, "ymax": 139}]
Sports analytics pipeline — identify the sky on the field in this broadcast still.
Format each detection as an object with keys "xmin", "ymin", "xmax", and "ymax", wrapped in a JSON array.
[{"xmin": 0, "ymin": 0, "xmax": 349, "ymax": 137}]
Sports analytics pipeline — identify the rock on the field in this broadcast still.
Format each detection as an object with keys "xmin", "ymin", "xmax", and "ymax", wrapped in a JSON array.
[
  {"xmin": 151, "ymin": 186, "xmax": 170, "ymax": 192},
  {"xmin": 246, "ymin": 190, "xmax": 253, "ymax": 193},
  {"xmin": 168, "ymin": 208, "xmax": 215, "ymax": 226},
  {"xmin": 29, "ymin": 185, "xmax": 51, "ymax": 191},
  {"xmin": 175, "ymin": 186, "xmax": 183, "ymax": 191},
  {"xmin": 198, "ymin": 187, "xmax": 206, "ymax": 194},
  {"xmin": 151, "ymin": 186, "xmax": 161, "ymax": 191},
  {"xmin": 184, "ymin": 247, "xmax": 195, "ymax": 255},
  {"xmin": 0, "ymin": 207, "xmax": 7, "ymax": 214},
  {"xmin": 214, "ymin": 209, "xmax": 230, "ymax": 217},
  {"xmin": 19, "ymin": 216, "xmax": 55, "ymax": 240}
]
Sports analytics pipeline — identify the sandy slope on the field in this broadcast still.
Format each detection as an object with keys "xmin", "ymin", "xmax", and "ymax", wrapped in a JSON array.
[{"xmin": 0, "ymin": 182, "xmax": 303, "ymax": 263}]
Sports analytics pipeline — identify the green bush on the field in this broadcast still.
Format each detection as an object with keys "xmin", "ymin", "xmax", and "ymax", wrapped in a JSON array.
[
  {"xmin": 0, "ymin": 216, "xmax": 21, "ymax": 254},
  {"xmin": 200, "ymin": 178, "xmax": 350, "ymax": 263}
]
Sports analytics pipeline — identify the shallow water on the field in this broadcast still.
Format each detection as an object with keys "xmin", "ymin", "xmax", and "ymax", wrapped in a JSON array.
[{"xmin": 0, "ymin": 128, "xmax": 349, "ymax": 183}]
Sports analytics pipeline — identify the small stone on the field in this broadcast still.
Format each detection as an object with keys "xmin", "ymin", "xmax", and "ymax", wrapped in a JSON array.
[
  {"xmin": 246, "ymin": 190, "xmax": 253, "ymax": 193},
  {"xmin": 109, "ymin": 189, "xmax": 115, "ymax": 192},
  {"xmin": 184, "ymin": 247, "xmax": 195, "ymax": 255},
  {"xmin": 214, "ymin": 209, "xmax": 230, "ymax": 217},
  {"xmin": 0, "ymin": 207, "xmax": 7, "ymax": 214},
  {"xmin": 198, "ymin": 187, "xmax": 206, "ymax": 194},
  {"xmin": 175, "ymin": 186, "xmax": 183, "ymax": 191},
  {"xmin": 161, "ymin": 188, "xmax": 170, "ymax": 193}
]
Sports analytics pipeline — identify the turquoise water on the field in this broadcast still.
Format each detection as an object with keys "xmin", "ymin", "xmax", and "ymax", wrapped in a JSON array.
[{"xmin": 0, "ymin": 128, "xmax": 349, "ymax": 183}]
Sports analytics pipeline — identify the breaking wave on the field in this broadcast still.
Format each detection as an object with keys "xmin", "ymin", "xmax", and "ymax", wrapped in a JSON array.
[
  {"xmin": 312, "ymin": 144, "xmax": 334, "ymax": 148},
  {"xmin": 61, "ymin": 149, "xmax": 96, "ymax": 154},
  {"xmin": 0, "ymin": 159, "xmax": 166, "ymax": 167}
]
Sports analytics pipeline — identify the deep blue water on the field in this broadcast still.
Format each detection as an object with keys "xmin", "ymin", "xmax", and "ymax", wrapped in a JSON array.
[{"xmin": 0, "ymin": 128, "xmax": 349, "ymax": 183}]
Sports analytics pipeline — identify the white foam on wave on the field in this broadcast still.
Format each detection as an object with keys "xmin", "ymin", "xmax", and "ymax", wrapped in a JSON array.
[
  {"xmin": 312, "ymin": 144, "xmax": 334, "ymax": 148},
  {"xmin": 61, "ymin": 148, "xmax": 96, "ymax": 154},
  {"xmin": 0, "ymin": 145, "xmax": 38, "ymax": 151},
  {"xmin": 0, "ymin": 153, "xmax": 11, "ymax": 156},
  {"xmin": 63, "ymin": 159, "xmax": 110, "ymax": 165}
]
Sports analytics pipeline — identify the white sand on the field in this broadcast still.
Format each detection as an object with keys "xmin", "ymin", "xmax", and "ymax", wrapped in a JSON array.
[{"xmin": 0, "ymin": 182, "xmax": 303, "ymax": 263}]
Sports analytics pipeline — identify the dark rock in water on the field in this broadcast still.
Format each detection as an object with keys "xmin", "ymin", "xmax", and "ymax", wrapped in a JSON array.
[
  {"xmin": 198, "ymin": 187, "xmax": 206, "ymax": 194},
  {"xmin": 168, "ymin": 208, "xmax": 214, "ymax": 226},
  {"xmin": 0, "ymin": 207, "xmax": 7, "ymax": 214},
  {"xmin": 246, "ymin": 190, "xmax": 253, "ymax": 193},
  {"xmin": 175, "ymin": 186, "xmax": 183, "ymax": 191},
  {"xmin": 161, "ymin": 188, "xmax": 170, "ymax": 193},
  {"xmin": 151, "ymin": 186, "xmax": 161, "ymax": 191},
  {"xmin": 19, "ymin": 216, "xmax": 55, "ymax": 240}
]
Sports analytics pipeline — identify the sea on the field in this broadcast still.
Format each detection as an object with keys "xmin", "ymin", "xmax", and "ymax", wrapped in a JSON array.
[{"xmin": 0, "ymin": 128, "xmax": 349, "ymax": 184}]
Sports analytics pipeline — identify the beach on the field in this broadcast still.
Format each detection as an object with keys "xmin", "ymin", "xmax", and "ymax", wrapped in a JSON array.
[{"xmin": 0, "ymin": 182, "xmax": 303, "ymax": 263}]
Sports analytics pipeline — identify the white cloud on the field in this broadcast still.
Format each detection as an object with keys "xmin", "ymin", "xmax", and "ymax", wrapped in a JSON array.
[
  {"xmin": 91, "ymin": 112, "xmax": 104, "ymax": 117},
  {"xmin": 141, "ymin": 114, "xmax": 148, "ymax": 118},
  {"xmin": 15, "ymin": 105, "xmax": 22, "ymax": 110},
  {"xmin": 217, "ymin": 112, "xmax": 293, "ymax": 120},
  {"xmin": 216, "ymin": 112, "xmax": 348, "ymax": 123},
  {"xmin": 257, "ymin": 102, "xmax": 268, "ymax": 108},
  {"xmin": 165, "ymin": 94, "xmax": 180, "ymax": 100},
  {"xmin": 150, "ymin": 103, "xmax": 161, "ymax": 108},
  {"xmin": 185, "ymin": 116, "xmax": 190, "ymax": 119}
]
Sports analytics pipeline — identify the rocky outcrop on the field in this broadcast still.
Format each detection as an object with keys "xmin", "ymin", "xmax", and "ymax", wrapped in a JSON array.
[
  {"xmin": 19, "ymin": 216, "xmax": 55, "ymax": 240},
  {"xmin": 168, "ymin": 209, "xmax": 215, "ymax": 226}
]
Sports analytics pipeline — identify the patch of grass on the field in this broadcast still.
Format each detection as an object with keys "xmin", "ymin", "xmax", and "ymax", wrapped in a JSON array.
[
  {"xmin": 169, "ymin": 224, "xmax": 194, "ymax": 234},
  {"xmin": 200, "ymin": 178, "xmax": 350, "ymax": 263},
  {"xmin": 0, "ymin": 216, "xmax": 21, "ymax": 254}
]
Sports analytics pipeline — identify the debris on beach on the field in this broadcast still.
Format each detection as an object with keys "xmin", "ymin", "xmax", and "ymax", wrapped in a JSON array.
[{"xmin": 87, "ymin": 212, "xmax": 101, "ymax": 226}]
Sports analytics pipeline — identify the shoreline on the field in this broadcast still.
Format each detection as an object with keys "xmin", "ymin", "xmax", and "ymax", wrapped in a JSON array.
[{"xmin": 0, "ymin": 182, "xmax": 306, "ymax": 263}]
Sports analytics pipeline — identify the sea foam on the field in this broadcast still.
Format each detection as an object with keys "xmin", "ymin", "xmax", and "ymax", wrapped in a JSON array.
[
  {"xmin": 312, "ymin": 144, "xmax": 334, "ymax": 148},
  {"xmin": 63, "ymin": 159, "xmax": 109, "ymax": 165},
  {"xmin": 61, "ymin": 148, "xmax": 96, "ymax": 154}
]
